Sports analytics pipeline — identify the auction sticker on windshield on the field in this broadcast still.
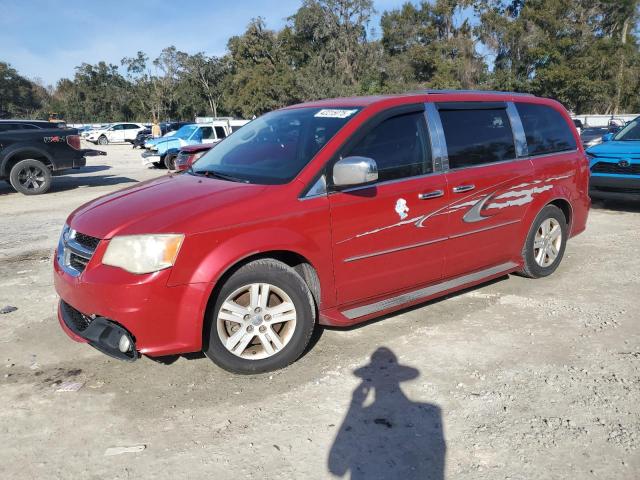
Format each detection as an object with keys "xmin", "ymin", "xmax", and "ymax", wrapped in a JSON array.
[{"xmin": 314, "ymin": 109, "xmax": 358, "ymax": 119}]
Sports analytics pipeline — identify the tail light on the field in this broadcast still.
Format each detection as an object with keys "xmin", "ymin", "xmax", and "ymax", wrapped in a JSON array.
[{"xmin": 67, "ymin": 135, "xmax": 81, "ymax": 150}]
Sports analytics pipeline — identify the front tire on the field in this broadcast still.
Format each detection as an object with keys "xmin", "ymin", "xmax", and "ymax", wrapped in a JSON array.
[
  {"xmin": 9, "ymin": 159, "xmax": 52, "ymax": 195},
  {"xmin": 164, "ymin": 153, "xmax": 177, "ymax": 170},
  {"xmin": 98, "ymin": 135, "xmax": 108, "ymax": 145},
  {"xmin": 519, "ymin": 205, "xmax": 567, "ymax": 278},
  {"xmin": 204, "ymin": 259, "xmax": 316, "ymax": 374}
]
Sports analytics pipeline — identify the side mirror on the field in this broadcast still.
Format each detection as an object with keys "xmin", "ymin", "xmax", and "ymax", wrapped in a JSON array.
[
  {"xmin": 602, "ymin": 133, "xmax": 614, "ymax": 142},
  {"xmin": 333, "ymin": 156, "xmax": 378, "ymax": 188}
]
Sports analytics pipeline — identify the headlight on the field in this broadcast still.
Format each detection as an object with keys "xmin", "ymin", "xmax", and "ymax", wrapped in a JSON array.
[{"xmin": 102, "ymin": 234, "xmax": 184, "ymax": 274}]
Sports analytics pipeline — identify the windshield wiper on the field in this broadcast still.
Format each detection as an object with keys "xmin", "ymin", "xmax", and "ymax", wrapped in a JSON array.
[{"xmin": 191, "ymin": 168, "xmax": 250, "ymax": 183}]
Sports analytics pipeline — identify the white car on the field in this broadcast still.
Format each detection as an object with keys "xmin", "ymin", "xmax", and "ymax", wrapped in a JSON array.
[{"xmin": 86, "ymin": 123, "xmax": 145, "ymax": 145}]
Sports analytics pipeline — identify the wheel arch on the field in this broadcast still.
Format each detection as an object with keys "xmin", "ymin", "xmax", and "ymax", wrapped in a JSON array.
[
  {"xmin": 548, "ymin": 197, "xmax": 573, "ymax": 230},
  {"xmin": 1, "ymin": 147, "xmax": 53, "ymax": 177},
  {"xmin": 517, "ymin": 191, "xmax": 574, "ymax": 260},
  {"xmin": 200, "ymin": 249, "xmax": 322, "ymax": 345}
]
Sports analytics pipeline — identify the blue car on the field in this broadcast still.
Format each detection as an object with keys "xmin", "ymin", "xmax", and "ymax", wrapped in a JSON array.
[
  {"xmin": 587, "ymin": 116, "xmax": 640, "ymax": 201},
  {"xmin": 141, "ymin": 124, "xmax": 223, "ymax": 169}
]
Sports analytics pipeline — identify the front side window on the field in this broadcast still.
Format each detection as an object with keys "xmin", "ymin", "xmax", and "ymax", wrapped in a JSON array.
[
  {"xmin": 516, "ymin": 103, "xmax": 577, "ymax": 155},
  {"xmin": 193, "ymin": 107, "xmax": 359, "ymax": 184},
  {"xmin": 214, "ymin": 126, "xmax": 226, "ymax": 139},
  {"xmin": 346, "ymin": 112, "xmax": 432, "ymax": 182},
  {"xmin": 439, "ymin": 108, "xmax": 516, "ymax": 169},
  {"xmin": 613, "ymin": 117, "xmax": 640, "ymax": 141},
  {"xmin": 198, "ymin": 127, "xmax": 214, "ymax": 140}
]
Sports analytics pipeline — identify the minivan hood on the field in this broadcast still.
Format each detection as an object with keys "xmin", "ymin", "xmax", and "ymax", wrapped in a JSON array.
[
  {"xmin": 588, "ymin": 140, "xmax": 640, "ymax": 156},
  {"xmin": 68, "ymin": 174, "xmax": 267, "ymax": 239}
]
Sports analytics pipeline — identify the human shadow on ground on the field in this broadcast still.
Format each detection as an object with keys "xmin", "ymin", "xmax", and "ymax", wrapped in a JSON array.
[{"xmin": 328, "ymin": 347, "xmax": 446, "ymax": 480}]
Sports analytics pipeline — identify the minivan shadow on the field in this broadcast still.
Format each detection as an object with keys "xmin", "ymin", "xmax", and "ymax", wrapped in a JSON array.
[
  {"xmin": 590, "ymin": 198, "xmax": 640, "ymax": 213},
  {"xmin": 146, "ymin": 276, "xmax": 507, "ymax": 366}
]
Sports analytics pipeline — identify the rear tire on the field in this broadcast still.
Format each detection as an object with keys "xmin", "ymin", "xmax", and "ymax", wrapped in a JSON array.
[
  {"xmin": 204, "ymin": 259, "xmax": 316, "ymax": 374},
  {"xmin": 9, "ymin": 159, "xmax": 52, "ymax": 195},
  {"xmin": 519, "ymin": 205, "xmax": 567, "ymax": 278}
]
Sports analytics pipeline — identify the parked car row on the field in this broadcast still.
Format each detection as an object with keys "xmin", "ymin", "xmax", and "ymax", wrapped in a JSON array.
[
  {"xmin": 85, "ymin": 123, "xmax": 145, "ymax": 145},
  {"xmin": 131, "ymin": 122, "xmax": 193, "ymax": 149},
  {"xmin": 141, "ymin": 118, "xmax": 249, "ymax": 169}
]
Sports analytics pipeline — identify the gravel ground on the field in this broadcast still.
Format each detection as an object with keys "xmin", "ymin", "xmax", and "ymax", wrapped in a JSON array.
[{"xmin": 1, "ymin": 143, "xmax": 639, "ymax": 479}]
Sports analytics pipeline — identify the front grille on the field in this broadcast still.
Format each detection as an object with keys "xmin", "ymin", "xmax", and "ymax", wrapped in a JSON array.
[
  {"xmin": 57, "ymin": 226, "xmax": 100, "ymax": 276},
  {"xmin": 591, "ymin": 161, "xmax": 640, "ymax": 175},
  {"xmin": 74, "ymin": 232, "xmax": 100, "ymax": 250},
  {"xmin": 69, "ymin": 253, "xmax": 89, "ymax": 271},
  {"xmin": 62, "ymin": 301, "xmax": 94, "ymax": 332}
]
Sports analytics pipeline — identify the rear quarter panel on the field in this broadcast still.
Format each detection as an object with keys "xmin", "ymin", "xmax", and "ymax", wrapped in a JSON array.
[{"xmin": 517, "ymin": 99, "xmax": 590, "ymax": 240}]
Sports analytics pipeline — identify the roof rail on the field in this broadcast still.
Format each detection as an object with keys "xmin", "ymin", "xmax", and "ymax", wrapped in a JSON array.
[{"xmin": 415, "ymin": 89, "xmax": 535, "ymax": 97}]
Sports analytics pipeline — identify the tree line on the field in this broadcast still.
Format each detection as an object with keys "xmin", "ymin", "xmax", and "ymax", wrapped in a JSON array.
[{"xmin": 1, "ymin": 0, "xmax": 638, "ymax": 123}]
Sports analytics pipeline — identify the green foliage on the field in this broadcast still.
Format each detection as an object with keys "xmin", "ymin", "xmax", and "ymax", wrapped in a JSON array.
[
  {"xmin": 2, "ymin": 0, "xmax": 639, "ymax": 121},
  {"xmin": 0, "ymin": 62, "xmax": 47, "ymax": 118}
]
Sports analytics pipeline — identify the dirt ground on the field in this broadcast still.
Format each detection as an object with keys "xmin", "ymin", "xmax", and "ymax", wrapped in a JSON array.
[{"xmin": 1, "ymin": 143, "xmax": 639, "ymax": 479}]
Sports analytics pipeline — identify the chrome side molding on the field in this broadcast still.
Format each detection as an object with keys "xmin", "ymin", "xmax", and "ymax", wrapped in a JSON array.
[{"xmin": 341, "ymin": 261, "xmax": 518, "ymax": 319}]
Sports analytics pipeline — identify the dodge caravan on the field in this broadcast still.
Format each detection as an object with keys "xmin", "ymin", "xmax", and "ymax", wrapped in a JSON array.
[{"xmin": 54, "ymin": 91, "xmax": 589, "ymax": 373}]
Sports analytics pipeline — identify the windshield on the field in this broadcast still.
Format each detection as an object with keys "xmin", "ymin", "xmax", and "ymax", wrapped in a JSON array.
[
  {"xmin": 614, "ymin": 117, "xmax": 640, "ymax": 141},
  {"xmin": 191, "ymin": 107, "xmax": 360, "ymax": 184},
  {"xmin": 173, "ymin": 124, "xmax": 198, "ymax": 140}
]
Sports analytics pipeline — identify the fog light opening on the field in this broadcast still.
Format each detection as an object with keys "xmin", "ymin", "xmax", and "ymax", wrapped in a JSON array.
[{"xmin": 118, "ymin": 335, "xmax": 132, "ymax": 353}]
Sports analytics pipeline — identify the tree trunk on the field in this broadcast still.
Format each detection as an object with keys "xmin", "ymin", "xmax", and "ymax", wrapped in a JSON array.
[{"xmin": 613, "ymin": 18, "xmax": 629, "ymax": 115}]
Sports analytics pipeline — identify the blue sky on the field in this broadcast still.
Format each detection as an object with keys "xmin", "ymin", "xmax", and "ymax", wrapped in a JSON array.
[{"xmin": 0, "ymin": 0, "xmax": 417, "ymax": 86}]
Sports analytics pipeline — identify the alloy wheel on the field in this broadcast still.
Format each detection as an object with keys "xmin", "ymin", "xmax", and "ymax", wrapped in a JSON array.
[
  {"xmin": 17, "ymin": 165, "xmax": 47, "ymax": 191},
  {"xmin": 216, "ymin": 283, "xmax": 297, "ymax": 360},
  {"xmin": 533, "ymin": 218, "xmax": 562, "ymax": 268}
]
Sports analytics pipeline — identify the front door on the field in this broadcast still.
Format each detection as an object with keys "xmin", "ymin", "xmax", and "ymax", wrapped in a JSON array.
[
  {"xmin": 329, "ymin": 110, "xmax": 449, "ymax": 306},
  {"xmin": 437, "ymin": 104, "xmax": 535, "ymax": 278}
]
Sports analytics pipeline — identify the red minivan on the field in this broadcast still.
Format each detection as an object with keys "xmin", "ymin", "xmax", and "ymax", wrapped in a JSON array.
[{"xmin": 54, "ymin": 91, "xmax": 589, "ymax": 373}]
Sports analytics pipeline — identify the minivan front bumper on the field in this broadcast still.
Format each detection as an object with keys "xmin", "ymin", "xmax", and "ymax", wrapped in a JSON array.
[
  {"xmin": 59, "ymin": 300, "xmax": 139, "ymax": 361},
  {"xmin": 54, "ymin": 250, "xmax": 211, "ymax": 358}
]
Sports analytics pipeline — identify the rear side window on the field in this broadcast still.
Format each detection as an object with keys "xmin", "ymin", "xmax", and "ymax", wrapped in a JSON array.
[
  {"xmin": 347, "ymin": 112, "xmax": 432, "ymax": 182},
  {"xmin": 516, "ymin": 103, "xmax": 576, "ymax": 156},
  {"xmin": 439, "ymin": 108, "xmax": 515, "ymax": 169}
]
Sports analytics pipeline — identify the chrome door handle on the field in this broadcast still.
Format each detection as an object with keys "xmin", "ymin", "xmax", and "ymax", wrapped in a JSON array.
[
  {"xmin": 452, "ymin": 184, "xmax": 475, "ymax": 193},
  {"xmin": 418, "ymin": 190, "xmax": 444, "ymax": 200}
]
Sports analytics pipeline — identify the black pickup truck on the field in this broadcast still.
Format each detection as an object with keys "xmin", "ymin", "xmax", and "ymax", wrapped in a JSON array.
[{"xmin": 0, "ymin": 120, "xmax": 105, "ymax": 195}]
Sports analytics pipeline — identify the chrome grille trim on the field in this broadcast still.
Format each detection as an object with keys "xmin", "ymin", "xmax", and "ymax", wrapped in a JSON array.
[{"xmin": 57, "ymin": 225, "xmax": 100, "ymax": 277}]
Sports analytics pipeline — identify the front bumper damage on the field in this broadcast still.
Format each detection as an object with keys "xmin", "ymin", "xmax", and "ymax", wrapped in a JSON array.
[{"xmin": 59, "ymin": 300, "xmax": 138, "ymax": 361}]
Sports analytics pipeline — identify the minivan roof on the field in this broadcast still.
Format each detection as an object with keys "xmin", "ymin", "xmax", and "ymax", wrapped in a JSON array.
[{"xmin": 286, "ymin": 90, "xmax": 540, "ymax": 110}]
